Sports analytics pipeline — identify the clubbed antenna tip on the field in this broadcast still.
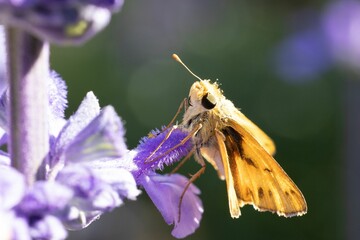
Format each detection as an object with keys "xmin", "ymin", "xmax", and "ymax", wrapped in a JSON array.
[{"xmin": 172, "ymin": 54, "xmax": 202, "ymax": 81}]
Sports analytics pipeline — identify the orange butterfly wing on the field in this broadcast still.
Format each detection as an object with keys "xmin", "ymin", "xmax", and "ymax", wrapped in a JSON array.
[
  {"xmin": 210, "ymin": 117, "xmax": 307, "ymax": 218},
  {"xmin": 233, "ymin": 111, "xmax": 276, "ymax": 156}
]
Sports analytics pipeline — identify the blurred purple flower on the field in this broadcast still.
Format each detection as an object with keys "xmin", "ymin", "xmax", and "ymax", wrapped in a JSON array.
[
  {"xmin": 274, "ymin": 1, "xmax": 360, "ymax": 82},
  {"xmin": 131, "ymin": 127, "xmax": 203, "ymax": 239},
  {"xmin": 16, "ymin": 181, "xmax": 73, "ymax": 215},
  {"xmin": 0, "ymin": 166, "xmax": 71, "ymax": 239},
  {"xmin": 0, "ymin": 0, "xmax": 124, "ymax": 44},
  {"xmin": 16, "ymin": 181, "xmax": 73, "ymax": 240},
  {"xmin": 30, "ymin": 215, "xmax": 68, "ymax": 240},
  {"xmin": 0, "ymin": 166, "xmax": 26, "ymax": 210},
  {"xmin": 274, "ymin": 26, "xmax": 332, "ymax": 82},
  {"xmin": 322, "ymin": 0, "xmax": 360, "ymax": 72}
]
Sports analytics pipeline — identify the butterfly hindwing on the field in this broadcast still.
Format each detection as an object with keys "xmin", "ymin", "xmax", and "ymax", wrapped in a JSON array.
[{"xmin": 218, "ymin": 124, "xmax": 307, "ymax": 217}]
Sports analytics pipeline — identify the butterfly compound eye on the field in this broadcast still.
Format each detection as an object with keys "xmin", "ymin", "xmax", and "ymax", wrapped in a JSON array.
[{"xmin": 201, "ymin": 93, "xmax": 216, "ymax": 109}]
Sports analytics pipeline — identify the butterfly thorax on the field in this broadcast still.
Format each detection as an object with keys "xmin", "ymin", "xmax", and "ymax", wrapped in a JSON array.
[{"xmin": 181, "ymin": 80, "xmax": 235, "ymax": 158}]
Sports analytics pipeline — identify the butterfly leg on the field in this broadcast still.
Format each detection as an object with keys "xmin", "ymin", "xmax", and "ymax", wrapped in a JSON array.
[
  {"xmin": 147, "ymin": 98, "xmax": 186, "ymax": 140},
  {"xmin": 164, "ymin": 98, "xmax": 187, "ymax": 130},
  {"xmin": 170, "ymin": 148, "xmax": 195, "ymax": 174},
  {"xmin": 177, "ymin": 163, "xmax": 206, "ymax": 222},
  {"xmin": 146, "ymin": 123, "xmax": 202, "ymax": 164},
  {"xmin": 145, "ymin": 125, "xmax": 178, "ymax": 163}
]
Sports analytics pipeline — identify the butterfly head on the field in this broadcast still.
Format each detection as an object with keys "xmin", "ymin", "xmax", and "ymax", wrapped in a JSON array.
[
  {"xmin": 171, "ymin": 54, "xmax": 223, "ymax": 120},
  {"xmin": 185, "ymin": 80, "xmax": 222, "ymax": 118}
]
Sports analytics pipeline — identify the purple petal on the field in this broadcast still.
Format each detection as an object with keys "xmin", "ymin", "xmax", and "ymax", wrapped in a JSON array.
[
  {"xmin": 0, "ymin": 212, "xmax": 16, "ymax": 240},
  {"xmin": 0, "ymin": 150, "xmax": 10, "ymax": 166},
  {"xmin": 56, "ymin": 165, "xmax": 103, "ymax": 199},
  {"xmin": 48, "ymin": 71, "xmax": 68, "ymax": 138},
  {"xmin": 51, "ymin": 91, "xmax": 100, "ymax": 168},
  {"xmin": 30, "ymin": 215, "xmax": 67, "ymax": 240},
  {"xmin": 139, "ymin": 172, "xmax": 203, "ymax": 239},
  {"xmin": 91, "ymin": 167, "xmax": 141, "ymax": 200},
  {"xmin": 17, "ymin": 181, "xmax": 73, "ymax": 215},
  {"xmin": 55, "ymin": 92, "xmax": 100, "ymax": 154},
  {"xmin": 91, "ymin": 186, "xmax": 121, "ymax": 210},
  {"xmin": 134, "ymin": 126, "xmax": 192, "ymax": 174},
  {"xmin": 56, "ymin": 164, "xmax": 122, "ymax": 211},
  {"xmin": 0, "ymin": 166, "xmax": 26, "ymax": 210},
  {"xmin": 10, "ymin": 215, "xmax": 31, "ymax": 240},
  {"xmin": 63, "ymin": 106, "xmax": 127, "ymax": 163}
]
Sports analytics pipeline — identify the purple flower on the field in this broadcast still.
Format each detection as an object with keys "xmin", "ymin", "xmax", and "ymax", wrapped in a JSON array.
[
  {"xmin": 0, "ymin": 0, "xmax": 124, "ymax": 44},
  {"xmin": 131, "ymin": 127, "xmax": 203, "ymax": 239},
  {"xmin": 0, "ymin": 69, "xmax": 141, "ymax": 237},
  {"xmin": 47, "ymin": 92, "xmax": 140, "ymax": 229}
]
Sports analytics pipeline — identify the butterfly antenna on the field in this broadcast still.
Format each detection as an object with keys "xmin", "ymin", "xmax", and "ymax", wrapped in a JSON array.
[{"xmin": 172, "ymin": 54, "xmax": 203, "ymax": 81}]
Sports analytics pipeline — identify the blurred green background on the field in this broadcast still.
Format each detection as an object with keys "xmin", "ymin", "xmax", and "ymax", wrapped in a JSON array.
[{"xmin": 52, "ymin": 0, "xmax": 349, "ymax": 239}]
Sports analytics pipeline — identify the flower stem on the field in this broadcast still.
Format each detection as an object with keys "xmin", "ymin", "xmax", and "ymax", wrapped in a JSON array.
[{"xmin": 6, "ymin": 27, "xmax": 49, "ymax": 185}]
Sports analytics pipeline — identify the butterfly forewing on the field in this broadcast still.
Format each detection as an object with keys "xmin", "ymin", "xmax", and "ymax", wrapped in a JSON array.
[{"xmin": 233, "ymin": 111, "xmax": 276, "ymax": 156}]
